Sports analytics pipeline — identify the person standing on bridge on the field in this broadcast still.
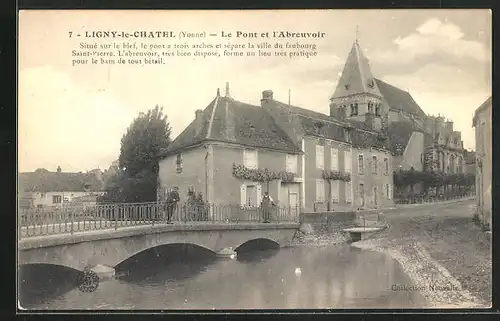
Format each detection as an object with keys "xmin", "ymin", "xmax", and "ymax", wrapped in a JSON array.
[
  {"xmin": 260, "ymin": 192, "xmax": 275, "ymax": 223},
  {"xmin": 165, "ymin": 187, "xmax": 180, "ymax": 224}
]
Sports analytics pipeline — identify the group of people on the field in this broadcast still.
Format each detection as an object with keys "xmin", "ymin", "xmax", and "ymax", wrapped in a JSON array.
[{"xmin": 162, "ymin": 187, "xmax": 276, "ymax": 223}]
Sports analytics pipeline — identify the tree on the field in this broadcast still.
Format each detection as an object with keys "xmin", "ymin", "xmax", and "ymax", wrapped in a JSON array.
[{"xmin": 100, "ymin": 105, "xmax": 171, "ymax": 203}]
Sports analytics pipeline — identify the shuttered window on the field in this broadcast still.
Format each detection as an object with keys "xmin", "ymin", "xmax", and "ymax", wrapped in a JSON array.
[
  {"xmin": 316, "ymin": 179, "xmax": 325, "ymax": 202},
  {"xmin": 346, "ymin": 182, "xmax": 352, "ymax": 203},
  {"xmin": 387, "ymin": 184, "xmax": 392, "ymax": 200},
  {"xmin": 358, "ymin": 154, "xmax": 364, "ymax": 175},
  {"xmin": 240, "ymin": 184, "xmax": 262, "ymax": 207},
  {"xmin": 344, "ymin": 150, "xmax": 352, "ymax": 173},
  {"xmin": 316, "ymin": 145, "xmax": 324, "ymax": 169},
  {"xmin": 372, "ymin": 155, "xmax": 378, "ymax": 174},
  {"xmin": 243, "ymin": 149, "xmax": 258, "ymax": 169},
  {"xmin": 286, "ymin": 154, "xmax": 298, "ymax": 173},
  {"xmin": 331, "ymin": 180, "xmax": 340, "ymax": 203},
  {"xmin": 384, "ymin": 158, "xmax": 389, "ymax": 175},
  {"xmin": 330, "ymin": 148, "xmax": 339, "ymax": 171}
]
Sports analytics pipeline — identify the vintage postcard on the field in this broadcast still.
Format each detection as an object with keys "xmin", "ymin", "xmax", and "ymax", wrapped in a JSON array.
[{"xmin": 17, "ymin": 9, "xmax": 492, "ymax": 310}]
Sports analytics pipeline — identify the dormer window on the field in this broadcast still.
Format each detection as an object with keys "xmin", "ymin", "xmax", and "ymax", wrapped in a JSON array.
[
  {"xmin": 344, "ymin": 84, "xmax": 349, "ymax": 90},
  {"xmin": 350, "ymin": 103, "xmax": 358, "ymax": 116}
]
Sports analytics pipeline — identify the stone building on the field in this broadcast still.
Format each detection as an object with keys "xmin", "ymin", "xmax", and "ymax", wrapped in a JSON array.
[{"xmin": 472, "ymin": 96, "xmax": 492, "ymax": 229}]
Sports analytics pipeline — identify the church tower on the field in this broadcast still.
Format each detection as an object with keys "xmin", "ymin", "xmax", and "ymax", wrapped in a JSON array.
[{"xmin": 330, "ymin": 40, "xmax": 388, "ymax": 132}]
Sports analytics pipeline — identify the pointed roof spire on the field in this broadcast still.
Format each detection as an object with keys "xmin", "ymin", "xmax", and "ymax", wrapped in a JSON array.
[
  {"xmin": 330, "ymin": 40, "xmax": 383, "ymax": 100},
  {"xmin": 355, "ymin": 25, "xmax": 359, "ymax": 44}
]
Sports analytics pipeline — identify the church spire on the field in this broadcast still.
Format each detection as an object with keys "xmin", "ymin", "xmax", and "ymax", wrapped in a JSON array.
[{"xmin": 330, "ymin": 39, "xmax": 382, "ymax": 100}]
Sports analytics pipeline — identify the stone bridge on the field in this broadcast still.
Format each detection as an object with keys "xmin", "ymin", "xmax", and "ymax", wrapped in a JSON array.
[{"xmin": 18, "ymin": 222, "xmax": 299, "ymax": 274}]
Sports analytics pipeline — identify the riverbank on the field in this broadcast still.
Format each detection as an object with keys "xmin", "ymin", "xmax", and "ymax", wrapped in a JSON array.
[{"xmin": 351, "ymin": 200, "xmax": 491, "ymax": 308}]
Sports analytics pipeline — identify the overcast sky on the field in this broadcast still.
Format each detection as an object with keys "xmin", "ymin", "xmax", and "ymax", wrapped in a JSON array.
[{"xmin": 19, "ymin": 9, "xmax": 491, "ymax": 173}]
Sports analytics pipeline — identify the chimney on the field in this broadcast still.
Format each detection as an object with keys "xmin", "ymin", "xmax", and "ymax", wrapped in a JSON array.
[
  {"xmin": 262, "ymin": 90, "xmax": 273, "ymax": 100},
  {"xmin": 216, "ymin": 88, "xmax": 220, "ymax": 97},
  {"xmin": 194, "ymin": 109, "xmax": 204, "ymax": 136},
  {"xmin": 57, "ymin": 166, "xmax": 61, "ymax": 173},
  {"xmin": 364, "ymin": 112, "xmax": 375, "ymax": 130},
  {"xmin": 225, "ymin": 82, "xmax": 230, "ymax": 98}
]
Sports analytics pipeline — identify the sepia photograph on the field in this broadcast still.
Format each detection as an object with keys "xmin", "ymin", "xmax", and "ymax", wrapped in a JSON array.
[{"xmin": 17, "ymin": 9, "xmax": 491, "ymax": 310}]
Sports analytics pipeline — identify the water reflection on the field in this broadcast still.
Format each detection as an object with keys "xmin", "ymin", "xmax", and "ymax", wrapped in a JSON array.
[{"xmin": 20, "ymin": 245, "xmax": 427, "ymax": 310}]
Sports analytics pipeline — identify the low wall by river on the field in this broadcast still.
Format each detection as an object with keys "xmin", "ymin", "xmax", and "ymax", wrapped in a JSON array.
[{"xmin": 291, "ymin": 211, "xmax": 358, "ymax": 246}]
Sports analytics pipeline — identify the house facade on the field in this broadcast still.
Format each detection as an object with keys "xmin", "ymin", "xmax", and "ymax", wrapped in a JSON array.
[
  {"xmin": 18, "ymin": 167, "xmax": 104, "ymax": 209},
  {"xmin": 158, "ymin": 88, "xmax": 303, "ymax": 213},
  {"xmin": 473, "ymin": 96, "xmax": 492, "ymax": 229}
]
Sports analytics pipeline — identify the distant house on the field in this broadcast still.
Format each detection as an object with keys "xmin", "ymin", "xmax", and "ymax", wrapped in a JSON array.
[
  {"xmin": 18, "ymin": 167, "xmax": 105, "ymax": 209},
  {"xmin": 463, "ymin": 150, "xmax": 476, "ymax": 175},
  {"xmin": 473, "ymin": 96, "xmax": 492, "ymax": 229}
]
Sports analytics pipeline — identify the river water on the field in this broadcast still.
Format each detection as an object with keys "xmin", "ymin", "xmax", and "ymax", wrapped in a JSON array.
[{"xmin": 19, "ymin": 244, "xmax": 426, "ymax": 309}]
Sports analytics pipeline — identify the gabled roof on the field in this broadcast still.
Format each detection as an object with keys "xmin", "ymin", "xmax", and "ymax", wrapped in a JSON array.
[
  {"xmin": 268, "ymin": 100, "xmax": 389, "ymax": 150},
  {"xmin": 164, "ymin": 94, "xmax": 301, "ymax": 156},
  {"xmin": 472, "ymin": 96, "xmax": 492, "ymax": 127},
  {"xmin": 331, "ymin": 42, "xmax": 383, "ymax": 100},
  {"xmin": 18, "ymin": 169, "xmax": 104, "ymax": 193},
  {"xmin": 388, "ymin": 121, "xmax": 433, "ymax": 156},
  {"xmin": 375, "ymin": 78, "xmax": 427, "ymax": 119}
]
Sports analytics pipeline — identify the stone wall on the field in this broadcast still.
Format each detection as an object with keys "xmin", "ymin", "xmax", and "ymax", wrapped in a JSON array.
[{"xmin": 300, "ymin": 211, "xmax": 357, "ymax": 233}]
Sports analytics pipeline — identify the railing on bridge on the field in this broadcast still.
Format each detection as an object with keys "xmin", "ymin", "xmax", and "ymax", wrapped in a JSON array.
[{"xmin": 18, "ymin": 202, "xmax": 299, "ymax": 238}]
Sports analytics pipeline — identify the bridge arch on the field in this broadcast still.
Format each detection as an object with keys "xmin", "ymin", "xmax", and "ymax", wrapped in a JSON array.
[
  {"xmin": 233, "ymin": 238, "xmax": 281, "ymax": 253},
  {"xmin": 114, "ymin": 242, "xmax": 217, "ymax": 269}
]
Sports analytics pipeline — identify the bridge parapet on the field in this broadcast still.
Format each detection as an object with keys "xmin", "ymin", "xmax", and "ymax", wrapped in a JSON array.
[{"xmin": 18, "ymin": 222, "xmax": 300, "ymax": 271}]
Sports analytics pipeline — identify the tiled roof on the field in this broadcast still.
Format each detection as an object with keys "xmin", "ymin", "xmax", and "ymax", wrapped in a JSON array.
[
  {"xmin": 18, "ymin": 169, "xmax": 104, "ymax": 193},
  {"xmin": 332, "ymin": 42, "xmax": 383, "ymax": 99},
  {"xmin": 164, "ymin": 95, "xmax": 301, "ymax": 155},
  {"xmin": 375, "ymin": 78, "xmax": 427, "ymax": 120},
  {"xmin": 388, "ymin": 121, "xmax": 432, "ymax": 155},
  {"xmin": 270, "ymin": 100, "xmax": 389, "ymax": 150},
  {"xmin": 270, "ymin": 100, "xmax": 348, "ymax": 143}
]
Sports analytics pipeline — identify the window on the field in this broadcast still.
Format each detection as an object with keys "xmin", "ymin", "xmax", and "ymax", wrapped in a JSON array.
[
  {"xmin": 458, "ymin": 156, "xmax": 463, "ymax": 174},
  {"xmin": 176, "ymin": 154, "xmax": 183, "ymax": 173},
  {"xmin": 384, "ymin": 158, "xmax": 389, "ymax": 175},
  {"xmin": 358, "ymin": 154, "xmax": 364, "ymax": 175},
  {"xmin": 344, "ymin": 150, "xmax": 352, "ymax": 173},
  {"xmin": 387, "ymin": 184, "xmax": 392, "ymax": 200},
  {"xmin": 316, "ymin": 179, "xmax": 325, "ymax": 202},
  {"xmin": 375, "ymin": 104, "xmax": 381, "ymax": 116},
  {"xmin": 330, "ymin": 148, "xmax": 339, "ymax": 171},
  {"xmin": 52, "ymin": 195, "xmax": 62, "ymax": 204},
  {"xmin": 350, "ymin": 103, "xmax": 358, "ymax": 116},
  {"xmin": 368, "ymin": 102, "xmax": 373, "ymax": 113},
  {"xmin": 345, "ymin": 182, "xmax": 352, "ymax": 203},
  {"xmin": 450, "ymin": 155, "xmax": 455, "ymax": 173},
  {"xmin": 316, "ymin": 145, "xmax": 324, "ymax": 169},
  {"xmin": 358, "ymin": 184, "xmax": 365, "ymax": 206},
  {"xmin": 331, "ymin": 180, "xmax": 340, "ymax": 203},
  {"xmin": 243, "ymin": 149, "xmax": 258, "ymax": 169},
  {"xmin": 240, "ymin": 184, "xmax": 261, "ymax": 207},
  {"xmin": 372, "ymin": 155, "xmax": 378, "ymax": 174},
  {"xmin": 286, "ymin": 154, "xmax": 298, "ymax": 174}
]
